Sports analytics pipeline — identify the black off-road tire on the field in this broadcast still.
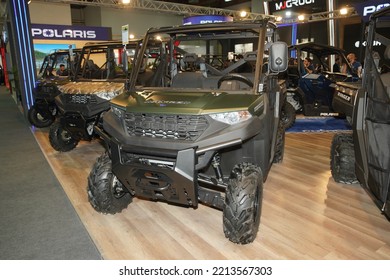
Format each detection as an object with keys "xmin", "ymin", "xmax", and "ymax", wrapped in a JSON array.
[
  {"xmin": 223, "ymin": 163, "xmax": 263, "ymax": 244},
  {"xmin": 330, "ymin": 133, "xmax": 358, "ymax": 184},
  {"xmin": 49, "ymin": 121, "xmax": 79, "ymax": 152},
  {"xmin": 87, "ymin": 153, "xmax": 132, "ymax": 214},
  {"xmin": 281, "ymin": 102, "xmax": 296, "ymax": 129},
  {"xmin": 28, "ymin": 105, "xmax": 55, "ymax": 128},
  {"xmin": 273, "ymin": 122, "xmax": 285, "ymax": 163}
]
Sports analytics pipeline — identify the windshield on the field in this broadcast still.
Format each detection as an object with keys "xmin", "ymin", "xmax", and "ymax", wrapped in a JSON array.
[{"xmin": 130, "ymin": 21, "xmax": 274, "ymax": 93}]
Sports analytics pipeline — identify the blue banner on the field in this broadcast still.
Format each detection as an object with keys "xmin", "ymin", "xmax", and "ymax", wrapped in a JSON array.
[
  {"xmin": 31, "ymin": 24, "xmax": 112, "ymax": 41},
  {"xmin": 353, "ymin": 0, "xmax": 389, "ymax": 22},
  {"xmin": 183, "ymin": 15, "xmax": 233, "ymax": 25}
]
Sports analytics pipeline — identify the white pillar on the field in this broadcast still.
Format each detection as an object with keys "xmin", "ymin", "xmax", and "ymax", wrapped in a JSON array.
[{"xmin": 328, "ymin": 0, "xmax": 335, "ymax": 68}]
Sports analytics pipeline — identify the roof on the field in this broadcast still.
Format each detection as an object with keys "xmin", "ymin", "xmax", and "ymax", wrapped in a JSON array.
[{"xmin": 289, "ymin": 42, "xmax": 346, "ymax": 56}]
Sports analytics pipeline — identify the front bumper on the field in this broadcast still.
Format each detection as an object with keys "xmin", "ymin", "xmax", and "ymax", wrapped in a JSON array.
[{"xmin": 98, "ymin": 125, "xmax": 198, "ymax": 207}]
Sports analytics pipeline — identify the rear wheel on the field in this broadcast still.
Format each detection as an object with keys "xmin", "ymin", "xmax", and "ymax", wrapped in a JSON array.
[
  {"xmin": 223, "ymin": 163, "xmax": 263, "ymax": 244},
  {"xmin": 281, "ymin": 102, "xmax": 296, "ymax": 129},
  {"xmin": 330, "ymin": 133, "xmax": 358, "ymax": 184},
  {"xmin": 87, "ymin": 152, "xmax": 132, "ymax": 214},
  {"xmin": 49, "ymin": 121, "xmax": 79, "ymax": 152},
  {"xmin": 28, "ymin": 105, "xmax": 55, "ymax": 128}
]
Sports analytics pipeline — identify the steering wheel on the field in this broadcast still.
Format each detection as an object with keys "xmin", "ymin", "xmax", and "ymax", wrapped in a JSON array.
[{"xmin": 217, "ymin": 73, "xmax": 254, "ymax": 89}]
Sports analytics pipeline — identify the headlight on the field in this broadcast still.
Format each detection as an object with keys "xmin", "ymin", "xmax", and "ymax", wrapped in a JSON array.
[
  {"xmin": 111, "ymin": 105, "xmax": 125, "ymax": 119},
  {"xmin": 209, "ymin": 110, "xmax": 252, "ymax": 125}
]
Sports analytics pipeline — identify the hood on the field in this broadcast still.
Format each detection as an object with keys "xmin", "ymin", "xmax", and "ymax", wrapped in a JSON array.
[
  {"xmin": 113, "ymin": 89, "xmax": 261, "ymax": 115},
  {"xmin": 58, "ymin": 81, "xmax": 125, "ymax": 100}
]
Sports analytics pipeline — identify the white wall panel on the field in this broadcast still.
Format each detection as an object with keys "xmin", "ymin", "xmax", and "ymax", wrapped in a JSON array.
[{"xmin": 98, "ymin": 8, "xmax": 183, "ymax": 39}]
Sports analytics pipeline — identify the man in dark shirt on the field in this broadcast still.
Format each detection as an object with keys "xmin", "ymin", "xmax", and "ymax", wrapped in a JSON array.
[{"xmin": 56, "ymin": 64, "xmax": 68, "ymax": 76}]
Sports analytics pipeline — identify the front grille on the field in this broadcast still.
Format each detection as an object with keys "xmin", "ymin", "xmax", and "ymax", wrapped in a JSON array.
[
  {"xmin": 125, "ymin": 113, "xmax": 208, "ymax": 141},
  {"xmin": 65, "ymin": 94, "xmax": 98, "ymax": 104},
  {"xmin": 42, "ymin": 85, "xmax": 56, "ymax": 93}
]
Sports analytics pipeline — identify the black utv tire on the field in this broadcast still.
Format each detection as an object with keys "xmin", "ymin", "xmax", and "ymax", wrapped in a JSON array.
[
  {"xmin": 87, "ymin": 153, "xmax": 132, "ymax": 214},
  {"xmin": 330, "ymin": 133, "xmax": 358, "ymax": 184},
  {"xmin": 49, "ymin": 121, "xmax": 79, "ymax": 152},
  {"xmin": 281, "ymin": 102, "xmax": 296, "ymax": 129},
  {"xmin": 223, "ymin": 163, "xmax": 263, "ymax": 244},
  {"xmin": 28, "ymin": 105, "xmax": 55, "ymax": 128},
  {"xmin": 273, "ymin": 122, "xmax": 285, "ymax": 163}
]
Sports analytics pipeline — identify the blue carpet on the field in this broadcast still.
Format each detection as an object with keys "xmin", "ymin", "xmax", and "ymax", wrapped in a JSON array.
[{"xmin": 287, "ymin": 117, "xmax": 352, "ymax": 133}]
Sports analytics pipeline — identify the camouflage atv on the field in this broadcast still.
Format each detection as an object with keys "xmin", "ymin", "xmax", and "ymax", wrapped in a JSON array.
[
  {"xmin": 48, "ymin": 39, "xmax": 161, "ymax": 152},
  {"xmin": 28, "ymin": 49, "xmax": 79, "ymax": 128}
]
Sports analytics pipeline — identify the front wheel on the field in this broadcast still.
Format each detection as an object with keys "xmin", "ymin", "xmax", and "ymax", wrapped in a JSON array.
[
  {"xmin": 330, "ymin": 133, "xmax": 358, "ymax": 184},
  {"xmin": 87, "ymin": 152, "xmax": 132, "ymax": 214},
  {"xmin": 273, "ymin": 122, "xmax": 285, "ymax": 163},
  {"xmin": 223, "ymin": 163, "xmax": 263, "ymax": 244},
  {"xmin": 49, "ymin": 121, "xmax": 79, "ymax": 152},
  {"xmin": 28, "ymin": 105, "xmax": 55, "ymax": 128}
]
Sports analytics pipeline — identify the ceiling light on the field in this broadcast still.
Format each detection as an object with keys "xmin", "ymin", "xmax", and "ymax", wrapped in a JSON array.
[
  {"xmin": 240, "ymin": 11, "xmax": 247, "ymax": 18},
  {"xmin": 122, "ymin": 0, "xmax": 131, "ymax": 4},
  {"xmin": 298, "ymin": 14, "xmax": 305, "ymax": 21},
  {"xmin": 340, "ymin": 8, "xmax": 348, "ymax": 15}
]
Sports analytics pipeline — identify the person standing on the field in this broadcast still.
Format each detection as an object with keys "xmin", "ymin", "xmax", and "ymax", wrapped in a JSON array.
[
  {"xmin": 347, "ymin": 53, "xmax": 362, "ymax": 77},
  {"xmin": 333, "ymin": 56, "xmax": 341, "ymax": 72}
]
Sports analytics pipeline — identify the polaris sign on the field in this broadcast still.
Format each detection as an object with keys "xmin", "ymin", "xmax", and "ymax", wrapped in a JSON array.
[
  {"xmin": 354, "ymin": 1, "xmax": 389, "ymax": 22},
  {"xmin": 183, "ymin": 15, "xmax": 233, "ymax": 25},
  {"xmin": 31, "ymin": 24, "xmax": 111, "ymax": 41}
]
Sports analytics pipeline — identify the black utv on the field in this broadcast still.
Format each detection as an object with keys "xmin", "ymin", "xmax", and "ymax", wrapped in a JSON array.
[
  {"xmin": 28, "ymin": 49, "xmax": 79, "ymax": 128},
  {"xmin": 284, "ymin": 43, "xmax": 357, "ymax": 128},
  {"xmin": 330, "ymin": 7, "xmax": 390, "ymax": 219},
  {"xmin": 48, "ymin": 40, "xmax": 161, "ymax": 152},
  {"xmin": 88, "ymin": 19, "xmax": 289, "ymax": 244}
]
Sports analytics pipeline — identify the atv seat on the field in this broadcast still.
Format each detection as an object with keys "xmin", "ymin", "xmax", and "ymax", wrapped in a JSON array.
[
  {"xmin": 182, "ymin": 53, "xmax": 198, "ymax": 71},
  {"xmin": 287, "ymin": 65, "xmax": 300, "ymax": 87},
  {"xmin": 85, "ymin": 59, "xmax": 101, "ymax": 79}
]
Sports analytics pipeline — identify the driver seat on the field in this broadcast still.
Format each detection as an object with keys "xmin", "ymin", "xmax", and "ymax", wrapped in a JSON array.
[{"xmin": 219, "ymin": 80, "xmax": 241, "ymax": 90}]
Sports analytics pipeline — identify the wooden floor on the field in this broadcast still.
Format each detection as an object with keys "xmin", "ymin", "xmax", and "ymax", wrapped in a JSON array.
[{"xmin": 32, "ymin": 127, "xmax": 390, "ymax": 260}]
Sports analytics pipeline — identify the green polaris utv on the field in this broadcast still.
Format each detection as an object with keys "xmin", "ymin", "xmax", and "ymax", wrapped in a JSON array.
[{"xmin": 88, "ymin": 19, "xmax": 289, "ymax": 244}]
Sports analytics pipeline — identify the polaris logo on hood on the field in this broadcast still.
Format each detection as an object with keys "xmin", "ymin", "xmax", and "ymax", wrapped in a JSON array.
[{"xmin": 144, "ymin": 100, "xmax": 191, "ymax": 105}]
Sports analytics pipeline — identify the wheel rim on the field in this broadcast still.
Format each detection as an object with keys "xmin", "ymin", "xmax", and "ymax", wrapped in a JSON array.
[
  {"xmin": 36, "ymin": 112, "xmax": 47, "ymax": 122},
  {"xmin": 253, "ymin": 182, "xmax": 261, "ymax": 224},
  {"xmin": 333, "ymin": 144, "xmax": 341, "ymax": 174},
  {"xmin": 111, "ymin": 176, "xmax": 126, "ymax": 199},
  {"xmin": 60, "ymin": 129, "xmax": 73, "ymax": 142}
]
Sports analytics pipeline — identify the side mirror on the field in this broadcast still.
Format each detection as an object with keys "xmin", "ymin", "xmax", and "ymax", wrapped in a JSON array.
[{"xmin": 269, "ymin": 41, "xmax": 288, "ymax": 73}]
